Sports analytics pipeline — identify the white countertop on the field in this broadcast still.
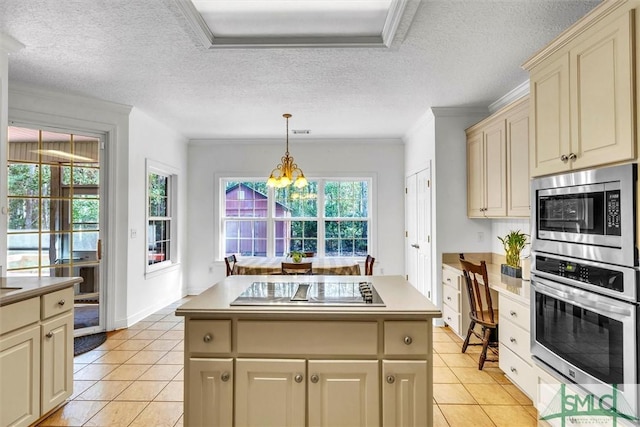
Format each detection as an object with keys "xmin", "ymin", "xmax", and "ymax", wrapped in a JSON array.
[
  {"xmin": 443, "ymin": 253, "xmax": 531, "ymax": 304},
  {"xmin": 176, "ymin": 275, "xmax": 441, "ymax": 320},
  {"xmin": 0, "ymin": 276, "xmax": 83, "ymax": 306}
]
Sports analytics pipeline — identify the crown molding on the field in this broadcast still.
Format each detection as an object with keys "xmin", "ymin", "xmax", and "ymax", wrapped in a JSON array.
[
  {"xmin": 0, "ymin": 33, "xmax": 25, "ymax": 54},
  {"xmin": 489, "ymin": 80, "xmax": 530, "ymax": 114}
]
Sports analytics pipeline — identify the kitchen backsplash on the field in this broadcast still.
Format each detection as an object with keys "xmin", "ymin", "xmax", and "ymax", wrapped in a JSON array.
[{"xmin": 491, "ymin": 218, "xmax": 531, "ymax": 258}]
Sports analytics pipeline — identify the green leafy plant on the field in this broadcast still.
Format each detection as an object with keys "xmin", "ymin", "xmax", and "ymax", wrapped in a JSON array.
[
  {"xmin": 288, "ymin": 251, "xmax": 306, "ymax": 263},
  {"xmin": 498, "ymin": 230, "xmax": 528, "ymax": 268}
]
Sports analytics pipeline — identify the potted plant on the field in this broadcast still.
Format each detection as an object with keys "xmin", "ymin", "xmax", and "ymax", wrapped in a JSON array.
[
  {"xmin": 288, "ymin": 250, "xmax": 306, "ymax": 263},
  {"xmin": 498, "ymin": 230, "xmax": 528, "ymax": 278}
]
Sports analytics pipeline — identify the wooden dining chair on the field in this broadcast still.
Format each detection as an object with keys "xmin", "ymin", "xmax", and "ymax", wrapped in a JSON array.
[
  {"xmin": 224, "ymin": 254, "xmax": 237, "ymax": 276},
  {"xmin": 303, "ymin": 252, "xmax": 315, "ymax": 258},
  {"xmin": 458, "ymin": 254, "xmax": 498, "ymax": 370},
  {"xmin": 365, "ymin": 255, "xmax": 375, "ymax": 275},
  {"xmin": 281, "ymin": 262, "xmax": 313, "ymax": 275}
]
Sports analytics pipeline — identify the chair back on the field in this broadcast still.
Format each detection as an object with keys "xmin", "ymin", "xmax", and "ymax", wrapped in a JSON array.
[
  {"xmin": 365, "ymin": 255, "xmax": 375, "ymax": 275},
  {"xmin": 459, "ymin": 256, "xmax": 496, "ymax": 324},
  {"xmin": 303, "ymin": 252, "xmax": 315, "ymax": 258},
  {"xmin": 281, "ymin": 262, "xmax": 313, "ymax": 275},
  {"xmin": 224, "ymin": 254, "xmax": 237, "ymax": 276}
]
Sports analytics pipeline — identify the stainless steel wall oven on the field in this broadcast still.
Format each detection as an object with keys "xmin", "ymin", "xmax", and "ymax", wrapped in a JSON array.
[{"xmin": 530, "ymin": 163, "xmax": 639, "ymax": 417}]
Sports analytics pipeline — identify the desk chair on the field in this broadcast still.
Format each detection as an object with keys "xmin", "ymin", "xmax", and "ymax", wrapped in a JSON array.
[
  {"xmin": 459, "ymin": 254, "xmax": 499, "ymax": 370},
  {"xmin": 225, "ymin": 255, "xmax": 237, "ymax": 276},
  {"xmin": 282, "ymin": 262, "xmax": 313, "ymax": 275},
  {"xmin": 365, "ymin": 255, "xmax": 375, "ymax": 275}
]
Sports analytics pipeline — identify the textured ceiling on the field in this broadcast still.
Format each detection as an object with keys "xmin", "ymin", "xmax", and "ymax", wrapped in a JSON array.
[{"xmin": 0, "ymin": 0, "xmax": 600, "ymax": 139}]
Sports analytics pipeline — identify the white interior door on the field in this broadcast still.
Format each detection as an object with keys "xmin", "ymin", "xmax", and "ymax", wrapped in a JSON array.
[
  {"xmin": 405, "ymin": 174, "xmax": 417, "ymax": 287},
  {"xmin": 416, "ymin": 167, "xmax": 432, "ymax": 300}
]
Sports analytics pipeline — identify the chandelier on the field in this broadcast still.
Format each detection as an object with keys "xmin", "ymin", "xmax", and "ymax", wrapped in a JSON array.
[{"xmin": 266, "ymin": 113, "xmax": 308, "ymax": 189}]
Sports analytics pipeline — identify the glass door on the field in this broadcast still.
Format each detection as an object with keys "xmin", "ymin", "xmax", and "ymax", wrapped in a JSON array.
[{"xmin": 7, "ymin": 126, "xmax": 104, "ymax": 337}]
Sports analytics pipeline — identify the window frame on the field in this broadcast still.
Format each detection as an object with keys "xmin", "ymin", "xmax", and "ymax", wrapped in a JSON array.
[
  {"xmin": 219, "ymin": 175, "xmax": 374, "ymax": 259},
  {"xmin": 146, "ymin": 159, "xmax": 178, "ymax": 273}
]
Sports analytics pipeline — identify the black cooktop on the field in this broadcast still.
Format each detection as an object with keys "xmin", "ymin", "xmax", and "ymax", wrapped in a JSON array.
[{"xmin": 230, "ymin": 281, "xmax": 385, "ymax": 307}]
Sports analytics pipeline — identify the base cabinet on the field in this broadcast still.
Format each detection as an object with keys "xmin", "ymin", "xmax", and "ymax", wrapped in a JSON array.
[
  {"xmin": 0, "ymin": 324, "xmax": 41, "ymax": 427},
  {"xmin": 188, "ymin": 358, "xmax": 233, "ymax": 427},
  {"xmin": 41, "ymin": 311, "xmax": 74, "ymax": 414},
  {"xmin": 382, "ymin": 360, "xmax": 428, "ymax": 427}
]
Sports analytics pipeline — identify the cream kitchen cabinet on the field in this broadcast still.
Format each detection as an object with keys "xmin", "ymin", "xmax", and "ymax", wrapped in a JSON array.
[
  {"xmin": 179, "ymin": 276, "xmax": 440, "ymax": 427},
  {"xmin": 466, "ymin": 97, "xmax": 529, "ymax": 218},
  {"xmin": 525, "ymin": 4, "xmax": 635, "ymax": 177},
  {"xmin": 498, "ymin": 293, "xmax": 535, "ymax": 400},
  {"xmin": 441, "ymin": 264, "xmax": 469, "ymax": 339},
  {"xmin": 0, "ymin": 284, "xmax": 76, "ymax": 427}
]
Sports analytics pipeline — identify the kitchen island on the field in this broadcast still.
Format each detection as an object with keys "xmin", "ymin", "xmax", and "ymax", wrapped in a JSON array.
[{"xmin": 176, "ymin": 274, "xmax": 441, "ymax": 427}]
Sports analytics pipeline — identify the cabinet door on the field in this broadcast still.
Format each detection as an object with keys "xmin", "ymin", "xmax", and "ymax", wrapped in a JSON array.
[
  {"xmin": 466, "ymin": 130, "xmax": 485, "ymax": 217},
  {"xmin": 187, "ymin": 358, "xmax": 233, "ymax": 427},
  {"xmin": 0, "ymin": 324, "xmax": 40, "ymax": 427},
  {"xmin": 506, "ymin": 99, "xmax": 531, "ymax": 217},
  {"xmin": 308, "ymin": 360, "xmax": 379, "ymax": 427},
  {"xmin": 569, "ymin": 11, "xmax": 635, "ymax": 170},
  {"xmin": 382, "ymin": 360, "xmax": 428, "ymax": 427},
  {"xmin": 529, "ymin": 53, "xmax": 571, "ymax": 177},
  {"xmin": 235, "ymin": 358, "xmax": 305, "ymax": 427},
  {"xmin": 483, "ymin": 119, "xmax": 507, "ymax": 217},
  {"xmin": 41, "ymin": 312, "xmax": 73, "ymax": 414}
]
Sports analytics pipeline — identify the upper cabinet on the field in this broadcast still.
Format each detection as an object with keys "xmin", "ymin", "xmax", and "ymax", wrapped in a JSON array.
[
  {"xmin": 525, "ymin": 3, "xmax": 636, "ymax": 177},
  {"xmin": 466, "ymin": 96, "xmax": 529, "ymax": 218}
]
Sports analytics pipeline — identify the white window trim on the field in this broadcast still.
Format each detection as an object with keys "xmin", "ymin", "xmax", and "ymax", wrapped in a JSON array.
[
  {"xmin": 146, "ymin": 159, "xmax": 179, "ymax": 274},
  {"xmin": 217, "ymin": 175, "xmax": 375, "ymax": 260}
]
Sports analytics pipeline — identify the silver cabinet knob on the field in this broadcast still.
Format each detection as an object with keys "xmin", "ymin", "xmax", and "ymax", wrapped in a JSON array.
[
  {"xmin": 310, "ymin": 374, "xmax": 319, "ymax": 383},
  {"xmin": 560, "ymin": 154, "xmax": 569, "ymax": 162},
  {"xmin": 510, "ymin": 310, "xmax": 517, "ymax": 317},
  {"xmin": 46, "ymin": 332, "xmax": 54, "ymax": 338},
  {"xmin": 221, "ymin": 372, "xmax": 230, "ymax": 382},
  {"xmin": 294, "ymin": 374, "xmax": 303, "ymax": 383},
  {"xmin": 510, "ymin": 367, "xmax": 517, "ymax": 374},
  {"xmin": 58, "ymin": 299, "xmax": 65, "ymax": 306},
  {"xmin": 568, "ymin": 153, "xmax": 577, "ymax": 161},
  {"xmin": 510, "ymin": 337, "xmax": 516, "ymax": 343},
  {"xmin": 203, "ymin": 334, "xmax": 212, "ymax": 343},
  {"xmin": 403, "ymin": 336, "xmax": 413, "ymax": 345},
  {"xmin": 446, "ymin": 296, "xmax": 452, "ymax": 301},
  {"xmin": 386, "ymin": 375, "xmax": 395, "ymax": 384}
]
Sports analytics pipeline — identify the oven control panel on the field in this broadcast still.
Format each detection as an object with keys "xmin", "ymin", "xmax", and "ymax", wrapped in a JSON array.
[{"xmin": 535, "ymin": 255, "xmax": 624, "ymax": 293}]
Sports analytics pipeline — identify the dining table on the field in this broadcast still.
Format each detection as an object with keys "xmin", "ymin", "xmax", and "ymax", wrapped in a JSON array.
[{"xmin": 233, "ymin": 256, "xmax": 361, "ymax": 276}]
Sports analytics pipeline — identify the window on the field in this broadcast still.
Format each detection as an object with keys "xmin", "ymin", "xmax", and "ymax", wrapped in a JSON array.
[
  {"xmin": 221, "ymin": 178, "xmax": 371, "ymax": 258},
  {"xmin": 147, "ymin": 161, "xmax": 177, "ymax": 271}
]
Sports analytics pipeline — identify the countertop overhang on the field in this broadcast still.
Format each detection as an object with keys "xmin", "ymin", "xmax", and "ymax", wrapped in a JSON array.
[
  {"xmin": 176, "ymin": 275, "xmax": 441, "ymax": 320},
  {"xmin": 0, "ymin": 276, "xmax": 83, "ymax": 306}
]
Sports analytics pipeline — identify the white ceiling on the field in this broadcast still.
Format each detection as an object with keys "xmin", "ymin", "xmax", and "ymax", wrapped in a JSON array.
[{"xmin": 0, "ymin": 0, "xmax": 600, "ymax": 140}]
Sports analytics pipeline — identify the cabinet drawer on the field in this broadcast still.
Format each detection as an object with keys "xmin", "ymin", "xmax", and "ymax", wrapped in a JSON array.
[
  {"xmin": 499, "ymin": 317, "xmax": 531, "ymax": 361},
  {"xmin": 237, "ymin": 321, "xmax": 377, "ymax": 355},
  {"xmin": 384, "ymin": 321, "xmax": 429, "ymax": 355},
  {"xmin": 442, "ymin": 284, "xmax": 460, "ymax": 311},
  {"xmin": 499, "ymin": 345, "xmax": 535, "ymax": 400},
  {"xmin": 42, "ymin": 287, "xmax": 74, "ymax": 320},
  {"xmin": 499, "ymin": 295, "xmax": 530, "ymax": 332},
  {"xmin": 187, "ymin": 320, "xmax": 231, "ymax": 354},
  {"xmin": 442, "ymin": 304, "xmax": 460, "ymax": 335},
  {"xmin": 442, "ymin": 267, "xmax": 461, "ymax": 291},
  {"xmin": 0, "ymin": 297, "xmax": 40, "ymax": 335}
]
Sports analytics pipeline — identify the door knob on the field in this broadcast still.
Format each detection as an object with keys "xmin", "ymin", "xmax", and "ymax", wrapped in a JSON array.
[
  {"xmin": 560, "ymin": 154, "xmax": 569, "ymax": 163},
  {"xmin": 568, "ymin": 153, "xmax": 577, "ymax": 161},
  {"xmin": 310, "ymin": 374, "xmax": 319, "ymax": 383},
  {"xmin": 221, "ymin": 372, "xmax": 230, "ymax": 382},
  {"xmin": 403, "ymin": 336, "xmax": 413, "ymax": 345},
  {"xmin": 203, "ymin": 334, "xmax": 212, "ymax": 342},
  {"xmin": 294, "ymin": 374, "xmax": 303, "ymax": 383},
  {"xmin": 386, "ymin": 375, "xmax": 395, "ymax": 384}
]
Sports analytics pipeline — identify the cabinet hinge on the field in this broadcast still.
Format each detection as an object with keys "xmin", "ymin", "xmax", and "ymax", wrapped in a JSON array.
[
  {"xmin": 405, "ymin": 231, "xmax": 408, "ymax": 237},
  {"xmin": 405, "ymin": 187, "xmax": 408, "ymax": 194},
  {"xmin": 427, "ymin": 235, "xmax": 430, "ymax": 243},
  {"xmin": 427, "ymin": 180, "xmax": 431, "ymax": 188}
]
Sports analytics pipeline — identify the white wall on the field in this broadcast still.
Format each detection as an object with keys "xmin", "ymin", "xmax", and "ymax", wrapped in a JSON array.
[
  {"xmin": 403, "ymin": 107, "xmax": 491, "ymax": 309},
  {"xmin": 491, "ymin": 218, "xmax": 532, "ymax": 258},
  {"xmin": 186, "ymin": 139, "xmax": 404, "ymax": 294},
  {"xmin": 126, "ymin": 108, "xmax": 189, "ymax": 326},
  {"xmin": 6, "ymin": 83, "xmax": 188, "ymax": 330}
]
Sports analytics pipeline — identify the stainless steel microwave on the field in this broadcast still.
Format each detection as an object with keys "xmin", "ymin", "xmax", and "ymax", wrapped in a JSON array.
[{"xmin": 531, "ymin": 163, "xmax": 637, "ymax": 267}]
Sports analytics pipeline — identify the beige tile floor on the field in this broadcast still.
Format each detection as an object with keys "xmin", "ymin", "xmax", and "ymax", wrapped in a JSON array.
[{"xmin": 38, "ymin": 299, "xmax": 538, "ymax": 426}]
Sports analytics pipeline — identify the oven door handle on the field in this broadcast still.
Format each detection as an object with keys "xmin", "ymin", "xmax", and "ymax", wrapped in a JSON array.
[{"xmin": 534, "ymin": 277, "xmax": 633, "ymax": 318}]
